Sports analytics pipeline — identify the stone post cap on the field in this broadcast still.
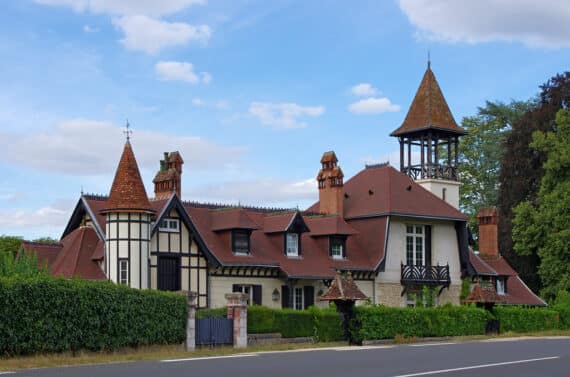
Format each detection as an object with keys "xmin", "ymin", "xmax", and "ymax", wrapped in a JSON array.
[
  {"xmin": 187, "ymin": 291, "xmax": 198, "ymax": 304},
  {"xmin": 225, "ymin": 293, "xmax": 249, "ymax": 306}
]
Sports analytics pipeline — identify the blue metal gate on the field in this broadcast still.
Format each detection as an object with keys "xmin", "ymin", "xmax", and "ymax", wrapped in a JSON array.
[{"xmin": 196, "ymin": 318, "xmax": 233, "ymax": 345}]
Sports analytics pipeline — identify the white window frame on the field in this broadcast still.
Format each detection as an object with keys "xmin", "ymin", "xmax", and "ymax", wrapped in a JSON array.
[
  {"xmin": 286, "ymin": 233, "xmax": 299, "ymax": 257},
  {"xmin": 293, "ymin": 287, "xmax": 304, "ymax": 310},
  {"xmin": 330, "ymin": 236, "xmax": 344, "ymax": 260},
  {"xmin": 159, "ymin": 218, "xmax": 179, "ymax": 232},
  {"xmin": 235, "ymin": 285, "xmax": 253, "ymax": 305},
  {"xmin": 119, "ymin": 259, "xmax": 129, "ymax": 285},
  {"xmin": 406, "ymin": 225, "xmax": 425, "ymax": 266},
  {"xmin": 496, "ymin": 278, "xmax": 506, "ymax": 295}
]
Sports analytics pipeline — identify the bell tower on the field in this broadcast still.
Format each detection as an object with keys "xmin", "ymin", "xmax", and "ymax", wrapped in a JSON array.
[{"xmin": 390, "ymin": 61, "xmax": 466, "ymax": 209}]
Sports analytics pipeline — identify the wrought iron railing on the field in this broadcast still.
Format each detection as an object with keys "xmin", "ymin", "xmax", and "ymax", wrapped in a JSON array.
[
  {"xmin": 401, "ymin": 263, "xmax": 451, "ymax": 286},
  {"xmin": 402, "ymin": 164, "xmax": 458, "ymax": 181}
]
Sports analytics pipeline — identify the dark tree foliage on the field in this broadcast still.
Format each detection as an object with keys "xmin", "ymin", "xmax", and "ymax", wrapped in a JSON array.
[{"xmin": 498, "ymin": 72, "xmax": 570, "ymax": 293}]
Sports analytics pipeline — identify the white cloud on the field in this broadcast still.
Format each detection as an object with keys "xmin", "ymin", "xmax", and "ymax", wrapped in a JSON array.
[
  {"xmin": 351, "ymin": 83, "xmax": 378, "ymax": 97},
  {"xmin": 249, "ymin": 102, "xmax": 325, "ymax": 129},
  {"xmin": 399, "ymin": 0, "xmax": 570, "ymax": 48},
  {"xmin": 155, "ymin": 61, "xmax": 211, "ymax": 84},
  {"xmin": 114, "ymin": 16, "xmax": 211, "ymax": 54},
  {"xmin": 349, "ymin": 97, "xmax": 400, "ymax": 114},
  {"xmin": 186, "ymin": 177, "xmax": 317, "ymax": 207},
  {"xmin": 192, "ymin": 98, "xmax": 205, "ymax": 106},
  {"xmin": 0, "ymin": 119, "xmax": 244, "ymax": 175},
  {"xmin": 34, "ymin": 0, "xmax": 206, "ymax": 17},
  {"xmin": 83, "ymin": 24, "xmax": 99, "ymax": 33}
]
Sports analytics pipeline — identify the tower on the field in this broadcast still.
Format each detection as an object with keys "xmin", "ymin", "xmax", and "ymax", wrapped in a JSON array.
[
  {"xmin": 317, "ymin": 151, "xmax": 344, "ymax": 216},
  {"xmin": 100, "ymin": 138, "xmax": 155, "ymax": 289},
  {"xmin": 153, "ymin": 151, "xmax": 184, "ymax": 199},
  {"xmin": 390, "ymin": 61, "xmax": 466, "ymax": 208}
]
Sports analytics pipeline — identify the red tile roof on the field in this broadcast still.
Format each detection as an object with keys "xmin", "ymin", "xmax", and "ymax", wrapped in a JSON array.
[
  {"xmin": 320, "ymin": 272, "xmax": 368, "ymax": 301},
  {"xmin": 20, "ymin": 241, "xmax": 63, "ymax": 269},
  {"xmin": 469, "ymin": 251, "xmax": 497, "ymax": 276},
  {"xmin": 102, "ymin": 142, "xmax": 153, "ymax": 213},
  {"xmin": 263, "ymin": 212, "xmax": 297, "ymax": 233},
  {"xmin": 211, "ymin": 209, "xmax": 260, "ymax": 231},
  {"xmin": 464, "ymin": 283, "xmax": 505, "ymax": 304},
  {"xmin": 306, "ymin": 215, "xmax": 358, "ymax": 236},
  {"xmin": 308, "ymin": 164, "xmax": 467, "ymax": 220},
  {"xmin": 391, "ymin": 66, "xmax": 466, "ymax": 136}
]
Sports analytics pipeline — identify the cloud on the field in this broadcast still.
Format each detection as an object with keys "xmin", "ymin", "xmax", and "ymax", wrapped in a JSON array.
[
  {"xmin": 114, "ymin": 16, "xmax": 211, "ymax": 54},
  {"xmin": 249, "ymin": 102, "xmax": 325, "ymax": 129},
  {"xmin": 192, "ymin": 98, "xmax": 205, "ymax": 106},
  {"xmin": 34, "ymin": 0, "xmax": 206, "ymax": 17},
  {"xmin": 83, "ymin": 24, "xmax": 99, "ymax": 33},
  {"xmin": 186, "ymin": 177, "xmax": 317, "ymax": 207},
  {"xmin": 399, "ymin": 0, "xmax": 570, "ymax": 48},
  {"xmin": 351, "ymin": 83, "xmax": 379, "ymax": 97},
  {"xmin": 349, "ymin": 97, "xmax": 400, "ymax": 114},
  {"xmin": 155, "ymin": 61, "xmax": 211, "ymax": 84},
  {"xmin": 0, "ymin": 119, "xmax": 244, "ymax": 175}
]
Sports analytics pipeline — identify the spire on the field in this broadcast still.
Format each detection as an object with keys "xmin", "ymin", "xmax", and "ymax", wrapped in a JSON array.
[
  {"xmin": 101, "ymin": 141, "xmax": 153, "ymax": 214},
  {"xmin": 390, "ymin": 65, "xmax": 465, "ymax": 137}
]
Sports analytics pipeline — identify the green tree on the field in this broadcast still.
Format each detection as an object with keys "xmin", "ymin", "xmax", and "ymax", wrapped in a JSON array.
[
  {"xmin": 512, "ymin": 109, "xmax": 570, "ymax": 301},
  {"xmin": 459, "ymin": 100, "xmax": 535, "ymax": 242},
  {"xmin": 32, "ymin": 237, "xmax": 59, "ymax": 244},
  {"xmin": 0, "ymin": 235, "xmax": 23, "ymax": 257}
]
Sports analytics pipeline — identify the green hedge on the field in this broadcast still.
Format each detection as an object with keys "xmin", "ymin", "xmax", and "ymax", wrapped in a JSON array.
[
  {"xmin": 493, "ymin": 306, "xmax": 560, "ymax": 332},
  {"xmin": 196, "ymin": 307, "xmax": 226, "ymax": 319},
  {"xmin": 351, "ymin": 305, "xmax": 490, "ymax": 342},
  {"xmin": 311, "ymin": 307, "xmax": 344, "ymax": 342},
  {"xmin": 0, "ymin": 277, "xmax": 187, "ymax": 355}
]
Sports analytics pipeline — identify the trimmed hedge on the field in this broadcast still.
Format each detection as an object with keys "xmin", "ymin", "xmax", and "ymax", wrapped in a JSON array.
[
  {"xmin": 311, "ymin": 307, "xmax": 344, "ymax": 342},
  {"xmin": 196, "ymin": 307, "xmax": 226, "ymax": 319},
  {"xmin": 0, "ymin": 277, "xmax": 187, "ymax": 355},
  {"xmin": 493, "ymin": 306, "xmax": 560, "ymax": 332},
  {"xmin": 351, "ymin": 305, "xmax": 490, "ymax": 342}
]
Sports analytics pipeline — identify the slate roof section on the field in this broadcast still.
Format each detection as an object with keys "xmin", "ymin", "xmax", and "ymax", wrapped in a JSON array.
[
  {"xmin": 391, "ymin": 66, "xmax": 466, "ymax": 137},
  {"xmin": 102, "ymin": 142, "xmax": 153, "ymax": 213}
]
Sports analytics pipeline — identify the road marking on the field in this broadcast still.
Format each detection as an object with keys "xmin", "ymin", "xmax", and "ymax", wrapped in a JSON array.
[
  {"xmin": 0, "ymin": 372, "xmax": 15, "ymax": 375},
  {"xmin": 391, "ymin": 356, "xmax": 559, "ymax": 377},
  {"xmin": 409, "ymin": 342, "xmax": 456, "ymax": 347},
  {"xmin": 161, "ymin": 353, "xmax": 257, "ymax": 363},
  {"xmin": 334, "ymin": 345, "xmax": 396, "ymax": 351}
]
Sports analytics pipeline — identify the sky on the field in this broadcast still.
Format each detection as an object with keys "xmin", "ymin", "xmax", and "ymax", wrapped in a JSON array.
[{"xmin": 1, "ymin": 0, "xmax": 569, "ymax": 239}]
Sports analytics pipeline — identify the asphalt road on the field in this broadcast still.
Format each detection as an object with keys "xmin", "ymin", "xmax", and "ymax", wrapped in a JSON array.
[{"xmin": 4, "ymin": 337, "xmax": 570, "ymax": 377}]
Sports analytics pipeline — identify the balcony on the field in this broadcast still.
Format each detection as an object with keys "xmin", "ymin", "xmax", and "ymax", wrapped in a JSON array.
[
  {"xmin": 401, "ymin": 263, "xmax": 451, "ymax": 289},
  {"xmin": 402, "ymin": 164, "xmax": 458, "ymax": 181}
]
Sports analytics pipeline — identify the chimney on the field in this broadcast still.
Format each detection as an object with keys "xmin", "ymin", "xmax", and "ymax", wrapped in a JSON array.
[
  {"xmin": 477, "ymin": 207, "xmax": 498, "ymax": 257},
  {"xmin": 153, "ymin": 151, "xmax": 184, "ymax": 199},
  {"xmin": 317, "ymin": 151, "xmax": 344, "ymax": 217}
]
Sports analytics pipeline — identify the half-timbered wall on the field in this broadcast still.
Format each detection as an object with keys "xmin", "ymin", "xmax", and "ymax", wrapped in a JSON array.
[{"xmin": 150, "ymin": 209, "xmax": 209, "ymax": 308}]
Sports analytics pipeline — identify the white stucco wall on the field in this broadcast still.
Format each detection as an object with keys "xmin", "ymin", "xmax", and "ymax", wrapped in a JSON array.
[{"xmin": 416, "ymin": 179, "xmax": 461, "ymax": 209}]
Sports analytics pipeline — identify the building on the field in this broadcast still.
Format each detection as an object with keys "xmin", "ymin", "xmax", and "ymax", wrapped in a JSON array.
[{"xmin": 21, "ymin": 63, "xmax": 542, "ymax": 308}]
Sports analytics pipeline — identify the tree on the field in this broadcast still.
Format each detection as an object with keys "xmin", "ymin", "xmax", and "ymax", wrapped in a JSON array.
[
  {"xmin": 0, "ymin": 235, "xmax": 23, "ymax": 257},
  {"xmin": 512, "ymin": 109, "xmax": 570, "ymax": 301},
  {"xmin": 498, "ymin": 72, "xmax": 570, "ymax": 293},
  {"xmin": 32, "ymin": 237, "xmax": 59, "ymax": 244},
  {"xmin": 459, "ymin": 100, "xmax": 535, "ymax": 243}
]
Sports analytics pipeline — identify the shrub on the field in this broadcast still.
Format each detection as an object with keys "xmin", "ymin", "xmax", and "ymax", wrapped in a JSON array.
[
  {"xmin": 275, "ymin": 309, "xmax": 314, "ymax": 338},
  {"xmin": 310, "ymin": 307, "xmax": 344, "ymax": 342},
  {"xmin": 494, "ymin": 306, "xmax": 560, "ymax": 332},
  {"xmin": 553, "ymin": 291, "xmax": 570, "ymax": 329},
  {"xmin": 350, "ymin": 305, "xmax": 491, "ymax": 342},
  {"xmin": 0, "ymin": 251, "xmax": 48, "ymax": 278},
  {"xmin": 248, "ymin": 306, "xmax": 279, "ymax": 334},
  {"xmin": 0, "ymin": 276, "xmax": 187, "ymax": 355},
  {"xmin": 196, "ymin": 307, "xmax": 226, "ymax": 319}
]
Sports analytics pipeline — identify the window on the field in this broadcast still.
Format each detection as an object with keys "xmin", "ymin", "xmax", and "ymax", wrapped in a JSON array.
[
  {"xmin": 496, "ymin": 278, "xmax": 506, "ymax": 295},
  {"xmin": 119, "ymin": 259, "xmax": 128, "ymax": 285},
  {"xmin": 233, "ymin": 284, "xmax": 262, "ymax": 305},
  {"xmin": 286, "ymin": 233, "xmax": 299, "ymax": 257},
  {"xmin": 330, "ymin": 236, "xmax": 345, "ymax": 259},
  {"xmin": 232, "ymin": 230, "xmax": 250, "ymax": 255},
  {"xmin": 442, "ymin": 187, "xmax": 447, "ymax": 201},
  {"xmin": 294, "ymin": 287, "xmax": 304, "ymax": 310},
  {"xmin": 159, "ymin": 218, "xmax": 179, "ymax": 232},
  {"xmin": 406, "ymin": 225, "xmax": 424, "ymax": 266}
]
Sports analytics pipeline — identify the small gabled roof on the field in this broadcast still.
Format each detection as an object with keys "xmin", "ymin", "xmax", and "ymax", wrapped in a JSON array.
[
  {"xmin": 464, "ymin": 283, "xmax": 504, "ymax": 304},
  {"xmin": 102, "ymin": 142, "xmax": 153, "ymax": 214},
  {"xmin": 320, "ymin": 151, "xmax": 338, "ymax": 164},
  {"xmin": 263, "ymin": 211, "xmax": 309, "ymax": 233},
  {"xmin": 320, "ymin": 272, "xmax": 368, "ymax": 301},
  {"xmin": 391, "ymin": 65, "xmax": 466, "ymax": 137}
]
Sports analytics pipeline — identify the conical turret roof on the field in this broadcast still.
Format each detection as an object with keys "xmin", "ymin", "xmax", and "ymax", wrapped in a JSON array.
[
  {"xmin": 101, "ymin": 141, "xmax": 153, "ymax": 214},
  {"xmin": 391, "ymin": 65, "xmax": 466, "ymax": 136}
]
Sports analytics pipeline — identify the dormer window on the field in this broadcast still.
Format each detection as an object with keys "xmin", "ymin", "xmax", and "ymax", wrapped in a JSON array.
[
  {"xmin": 330, "ymin": 236, "xmax": 346, "ymax": 259},
  {"xmin": 496, "ymin": 277, "xmax": 506, "ymax": 295},
  {"xmin": 159, "ymin": 218, "xmax": 179, "ymax": 232},
  {"xmin": 232, "ymin": 230, "xmax": 250, "ymax": 255},
  {"xmin": 285, "ymin": 233, "xmax": 300, "ymax": 257}
]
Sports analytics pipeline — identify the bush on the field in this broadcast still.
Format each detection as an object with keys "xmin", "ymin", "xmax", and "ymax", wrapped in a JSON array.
[
  {"xmin": 351, "ymin": 305, "xmax": 491, "ymax": 342},
  {"xmin": 494, "ymin": 306, "xmax": 560, "ymax": 332},
  {"xmin": 553, "ymin": 291, "xmax": 570, "ymax": 329},
  {"xmin": 0, "ymin": 276, "xmax": 187, "ymax": 355},
  {"xmin": 311, "ymin": 307, "xmax": 344, "ymax": 342},
  {"xmin": 248, "ymin": 306, "xmax": 279, "ymax": 334},
  {"xmin": 275, "ymin": 309, "xmax": 314, "ymax": 338},
  {"xmin": 196, "ymin": 307, "xmax": 226, "ymax": 319},
  {"xmin": 0, "ymin": 252, "xmax": 48, "ymax": 278}
]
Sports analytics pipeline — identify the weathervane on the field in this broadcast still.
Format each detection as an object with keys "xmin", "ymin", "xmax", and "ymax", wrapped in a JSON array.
[{"xmin": 124, "ymin": 119, "xmax": 132, "ymax": 142}]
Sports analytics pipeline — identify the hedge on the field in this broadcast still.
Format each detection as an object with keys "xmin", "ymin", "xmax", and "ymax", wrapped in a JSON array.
[
  {"xmin": 196, "ymin": 307, "xmax": 226, "ymax": 319},
  {"xmin": 311, "ymin": 307, "xmax": 344, "ymax": 342},
  {"xmin": 0, "ymin": 277, "xmax": 187, "ymax": 355},
  {"xmin": 493, "ymin": 306, "xmax": 560, "ymax": 332},
  {"xmin": 351, "ymin": 305, "xmax": 490, "ymax": 342}
]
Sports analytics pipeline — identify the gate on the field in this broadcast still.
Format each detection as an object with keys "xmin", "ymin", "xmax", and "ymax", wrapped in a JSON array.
[{"xmin": 196, "ymin": 318, "xmax": 233, "ymax": 345}]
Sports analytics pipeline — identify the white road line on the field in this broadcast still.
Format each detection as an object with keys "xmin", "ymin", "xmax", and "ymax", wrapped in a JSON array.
[
  {"xmin": 334, "ymin": 345, "xmax": 396, "ymax": 351},
  {"xmin": 0, "ymin": 372, "xmax": 15, "ymax": 375},
  {"xmin": 161, "ymin": 354, "xmax": 258, "ymax": 363},
  {"xmin": 409, "ymin": 342, "xmax": 456, "ymax": 347},
  {"xmin": 392, "ymin": 356, "xmax": 559, "ymax": 377}
]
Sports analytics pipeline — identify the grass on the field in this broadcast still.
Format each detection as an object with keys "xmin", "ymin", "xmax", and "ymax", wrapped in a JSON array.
[{"xmin": 2, "ymin": 329, "xmax": 569, "ymax": 372}]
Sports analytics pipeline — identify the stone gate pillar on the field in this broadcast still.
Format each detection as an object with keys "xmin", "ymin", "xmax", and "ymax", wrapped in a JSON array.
[
  {"xmin": 186, "ymin": 291, "xmax": 197, "ymax": 351},
  {"xmin": 225, "ymin": 293, "xmax": 248, "ymax": 348}
]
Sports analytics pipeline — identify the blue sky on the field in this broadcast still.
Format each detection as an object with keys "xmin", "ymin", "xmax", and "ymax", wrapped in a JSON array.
[{"xmin": 1, "ymin": 0, "xmax": 569, "ymax": 239}]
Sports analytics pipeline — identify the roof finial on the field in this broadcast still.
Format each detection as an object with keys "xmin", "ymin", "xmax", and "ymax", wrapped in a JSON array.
[
  {"xmin": 123, "ymin": 119, "xmax": 132, "ymax": 142},
  {"xmin": 427, "ymin": 49, "xmax": 431, "ymax": 70},
  {"xmin": 81, "ymin": 185, "xmax": 84, "ymax": 196}
]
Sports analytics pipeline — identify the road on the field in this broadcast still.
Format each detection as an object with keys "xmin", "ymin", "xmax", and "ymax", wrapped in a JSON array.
[{"xmin": 4, "ymin": 337, "xmax": 569, "ymax": 377}]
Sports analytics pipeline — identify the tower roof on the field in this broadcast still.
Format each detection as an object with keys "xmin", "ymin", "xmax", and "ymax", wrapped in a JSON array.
[
  {"xmin": 391, "ymin": 65, "xmax": 466, "ymax": 137},
  {"xmin": 101, "ymin": 142, "xmax": 153, "ymax": 214}
]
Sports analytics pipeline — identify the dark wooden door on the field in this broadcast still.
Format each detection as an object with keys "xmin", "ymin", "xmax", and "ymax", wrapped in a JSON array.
[{"xmin": 158, "ymin": 256, "xmax": 181, "ymax": 291}]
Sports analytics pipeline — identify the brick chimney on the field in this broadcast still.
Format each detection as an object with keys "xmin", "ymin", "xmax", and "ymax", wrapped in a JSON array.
[
  {"xmin": 317, "ymin": 151, "xmax": 344, "ymax": 216},
  {"xmin": 477, "ymin": 207, "xmax": 498, "ymax": 257},
  {"xmin": 153, "ymin": 151, "xmax": 184, "ymax": 199}
]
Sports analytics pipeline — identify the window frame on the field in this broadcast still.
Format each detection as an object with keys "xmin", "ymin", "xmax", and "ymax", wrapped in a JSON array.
[
  {"xmin": 285, "ymin": 232, "xmax": 300, "ymax": 257},
  {"xmin": 405, "ymin": 224, "xmax": 425, "ymax": 266},
  {"xmin": 329, "ymin": 235, "xmax": 346, "ymax": 260},
  {"xmin": 496, "ymin": 277, "xmax": 506, "ymax": 295},
  {"xmin": 158, "ymin": 218, "xmax": 180, "ymax": 232},
  {"xmin": 293, "ymin": 287, "xmax": 304, "ymax": 310},
  {"xmin": 232, "ymin": 229, "xmax": 251, "ymax": 255},
  {"xmin": 118, "ymin": 259, "xmax": 129, "ymax": 285}
]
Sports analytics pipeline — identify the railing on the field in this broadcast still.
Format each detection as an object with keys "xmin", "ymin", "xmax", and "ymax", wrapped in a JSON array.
[
  {"xmin": 402, "ymin": 164, "xmax": 458, "ymax": 181},
  {"xmin": 401, "ymin": 263, "xmax": 451, "ymax": 287}
]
